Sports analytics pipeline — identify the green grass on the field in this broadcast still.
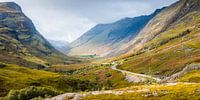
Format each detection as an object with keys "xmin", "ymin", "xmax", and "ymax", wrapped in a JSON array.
[
  {"xmin": 0, "ymin": 63, "xmax": 59, "ymax": 96},
  {"xmin": 51, "ymin": 64, "xmax": 133, "ymax": 90},
  {"xmin": 0, "ymin": 62, "xmax": 132, "ymax": 98},
  {"xmin": 178, "ymin": 70, "xmax": 200, "ymax": 83}
]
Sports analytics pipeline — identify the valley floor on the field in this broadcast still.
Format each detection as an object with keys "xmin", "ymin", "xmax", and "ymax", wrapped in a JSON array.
[{"xmin": 47, "ymin": 64, "xmax": 200, "ymax": 100}]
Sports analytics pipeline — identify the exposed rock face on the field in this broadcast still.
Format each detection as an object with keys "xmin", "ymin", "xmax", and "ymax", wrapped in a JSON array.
[
  {"xmin": 67, "ymin": 8, "xmax": 163, "ymax": 56},
  {"xmin": 162, "ymin": 63, "xmax": 200, "ymax": 83}
]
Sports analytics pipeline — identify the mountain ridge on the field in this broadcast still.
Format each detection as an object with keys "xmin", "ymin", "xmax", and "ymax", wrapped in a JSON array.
[{"xmin": 67, "ymin": 7, "xmax": 164, "ymax": 56}]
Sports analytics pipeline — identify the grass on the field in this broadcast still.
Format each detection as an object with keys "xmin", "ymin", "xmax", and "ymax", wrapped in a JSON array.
[
  {"xmin": 59, "ymin": 64, "xmax": 133, "ymax": 90},
  {"xmin": 0, "ymin": 62, "xmax": 132, "ymax": 97},
  {"xmin": 0, "ymin": 63, "xmax": 59, "ymax": 96},
  {"xmin": 178, "ymin": 70, "xmax": 200, "ymax": 83},
  {"xmin": 83, "ymin": 84, "xmax": 200, "ymax": 100},
  {"xmin": 47, "ymin": 62, "xmax": 92, "ymax": 72}
]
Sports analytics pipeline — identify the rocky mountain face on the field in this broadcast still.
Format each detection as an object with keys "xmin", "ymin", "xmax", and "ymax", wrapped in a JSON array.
[
  {"xmin": 0, "ymin": 2, "xmax": 75, "ymax": 68},
  {"xmin": 118, "ymin": 0, "xmax": 200, "ymax": 78},
  {"xmin": 67, "ymin": 9, "xmax": 163, "ymax": 56},
  {"xmin": 48, "ymin": 40, "xmax": 70, "ymax": 53}
]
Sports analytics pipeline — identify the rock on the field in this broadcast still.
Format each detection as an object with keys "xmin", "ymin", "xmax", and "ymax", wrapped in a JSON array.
[{"xmin": 161, "ymin": 63, "xmax": 200, "ymax": 83}]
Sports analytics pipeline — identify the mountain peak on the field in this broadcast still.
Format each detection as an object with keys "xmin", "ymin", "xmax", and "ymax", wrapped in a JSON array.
[{"xmin": 0, "ymin": 2, "xmax": 22, "ymax": 12}]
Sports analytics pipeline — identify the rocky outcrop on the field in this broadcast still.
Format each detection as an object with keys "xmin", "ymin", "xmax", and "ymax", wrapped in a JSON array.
[
  {"xmin": 162, "ymin": 63, "xmax": 200, "ymax": 83},
  {"xmin": 46, "ymin": 89, "xmax": 149, "ymax": 100}
]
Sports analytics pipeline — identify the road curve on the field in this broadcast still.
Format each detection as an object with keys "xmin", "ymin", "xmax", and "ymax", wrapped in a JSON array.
[{"xmin": 111, "ymin": 64, "xmax": 161, "ymax": 82}]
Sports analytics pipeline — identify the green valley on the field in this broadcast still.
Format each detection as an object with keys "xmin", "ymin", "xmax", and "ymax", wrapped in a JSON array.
[{"xmin": 0, "ymin": 0, "xmax": 200, "ymax": 100}]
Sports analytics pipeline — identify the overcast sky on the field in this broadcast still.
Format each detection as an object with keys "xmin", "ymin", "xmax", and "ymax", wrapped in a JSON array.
[{"xmin": 0, "ymin": 0, "xmax": 178, "ymax": 42}]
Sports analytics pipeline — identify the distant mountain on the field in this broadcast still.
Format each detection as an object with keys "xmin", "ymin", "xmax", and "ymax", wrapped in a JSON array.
[
  {"xmin": 0, "ymin": 2, "xmax": 76, "ymax": 68},
  {"xmin": 67, "ymin": 8, "xmax": 163, "ymax": 56},
  {"xmin": 48, "ymin": 40, "xmax": 70, "ymax": 53}
]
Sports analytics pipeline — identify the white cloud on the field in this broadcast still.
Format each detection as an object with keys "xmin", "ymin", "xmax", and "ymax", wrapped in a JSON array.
[
  {"xmin": 0, "ymin": 0, "xmax": 178, "ymax": 42},
  {"xmin": 27, "ymin": 8, "xmax": 95, "ymax": 42}
]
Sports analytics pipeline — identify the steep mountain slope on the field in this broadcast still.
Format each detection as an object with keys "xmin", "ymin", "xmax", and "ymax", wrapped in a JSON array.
[
  {"xmin": 48, "ymin": 40, "xmax": 70, "ymax": 53},
  {"xmin": 117, "ymin": 0, "xmax": 200, "ymax": 78},
  {"xmin": 67, "ymin": 9, "xmax": 163, "ymax": 56},
  {"xmin": 0, "ymin": 2, "xmax": 75, "ymax": 68}
]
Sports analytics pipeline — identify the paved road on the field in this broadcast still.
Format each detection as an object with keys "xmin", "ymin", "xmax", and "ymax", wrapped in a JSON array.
[{"xmin": 111, "ymin": 64, "xmax": 161, "ymax": 82}]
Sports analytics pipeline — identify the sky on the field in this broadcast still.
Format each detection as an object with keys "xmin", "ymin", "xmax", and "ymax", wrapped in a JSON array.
[{"xmin": 0, "ymin": 0, "xmax": 178, "ymax": 42}]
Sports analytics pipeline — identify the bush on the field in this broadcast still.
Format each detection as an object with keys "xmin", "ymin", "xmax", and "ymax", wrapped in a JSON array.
[
  {"xmin": 0, "ymin": 63, "xmax": 6, "ymax": 68},
  {"xmin": 106, "ymin": 73, "xmax": 112, "ymax": 77},
  {"xmin": 4, "ymin": 86, "xmax": 60, "ymax": 100}
]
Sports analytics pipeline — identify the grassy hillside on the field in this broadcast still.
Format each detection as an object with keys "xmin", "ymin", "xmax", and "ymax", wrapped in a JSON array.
[
  {"xmin": 0, "ymin": 62, "xmax": 132, "ymax": 98},
  {"xmin": 118, "ymin": 2, "xmax": 200, "ymax": 79},
  {"xmin": 0, "ymin": 62, "xmax": 58, "ymax": 96}
]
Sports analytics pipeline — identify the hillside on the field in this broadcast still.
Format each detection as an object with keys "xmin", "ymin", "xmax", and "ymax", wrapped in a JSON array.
[
  {"xmin": 0, "ymin": 0, "xmax": 200, "ymax": 100},
  {"xmin": 67, "ymin": 8, "xmax": 163, "ymax": 57},
  {"xmin": 116, "ymin": 0, "xmax": 200, "ymax": 78},
  {"xmin": 0, "ymin": 2, "xmax": 76, "ymax": 68}
]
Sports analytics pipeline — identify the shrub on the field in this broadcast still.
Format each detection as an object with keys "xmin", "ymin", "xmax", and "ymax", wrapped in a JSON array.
[
  {"xmin": 0, "ymin": 63, "xmax": 6, "ymax": 68},
  {"xmin": 4, "ymin": 86, "xmax": 60, "ymax": 100},
  {"xmin": 106, "ymin": 73, "xmax": 112, "ymax": 77}
]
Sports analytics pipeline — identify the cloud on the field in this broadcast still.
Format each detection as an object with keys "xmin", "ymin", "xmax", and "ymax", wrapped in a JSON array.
[{"xmin": 0, "ymin": 0, "xmax": 178, "ymax": 42}]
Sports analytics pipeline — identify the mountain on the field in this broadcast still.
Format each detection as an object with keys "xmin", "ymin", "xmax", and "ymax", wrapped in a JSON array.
[
  {"xmin": 67, "ymin": 8, "xmax": 163, "ymax": 57},
  {"xmin": 48, "ymin": 40, "xmax": 70, "ymax": 53},
  {"xmin": 0, "ymin": 2, "xmax": 76, "ymax": 68},
  {"xmin": 117, "ymin": 0, "xmax": 200, "ymax": 78},
  {"xmin": 1, "ymin": 0, "xmax": 200, "ymax": 99}
]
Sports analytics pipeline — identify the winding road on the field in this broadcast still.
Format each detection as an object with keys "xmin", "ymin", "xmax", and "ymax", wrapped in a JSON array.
[{"xmin": 111, "ymin": 64, "xmax": 161, "ymax": 83}]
